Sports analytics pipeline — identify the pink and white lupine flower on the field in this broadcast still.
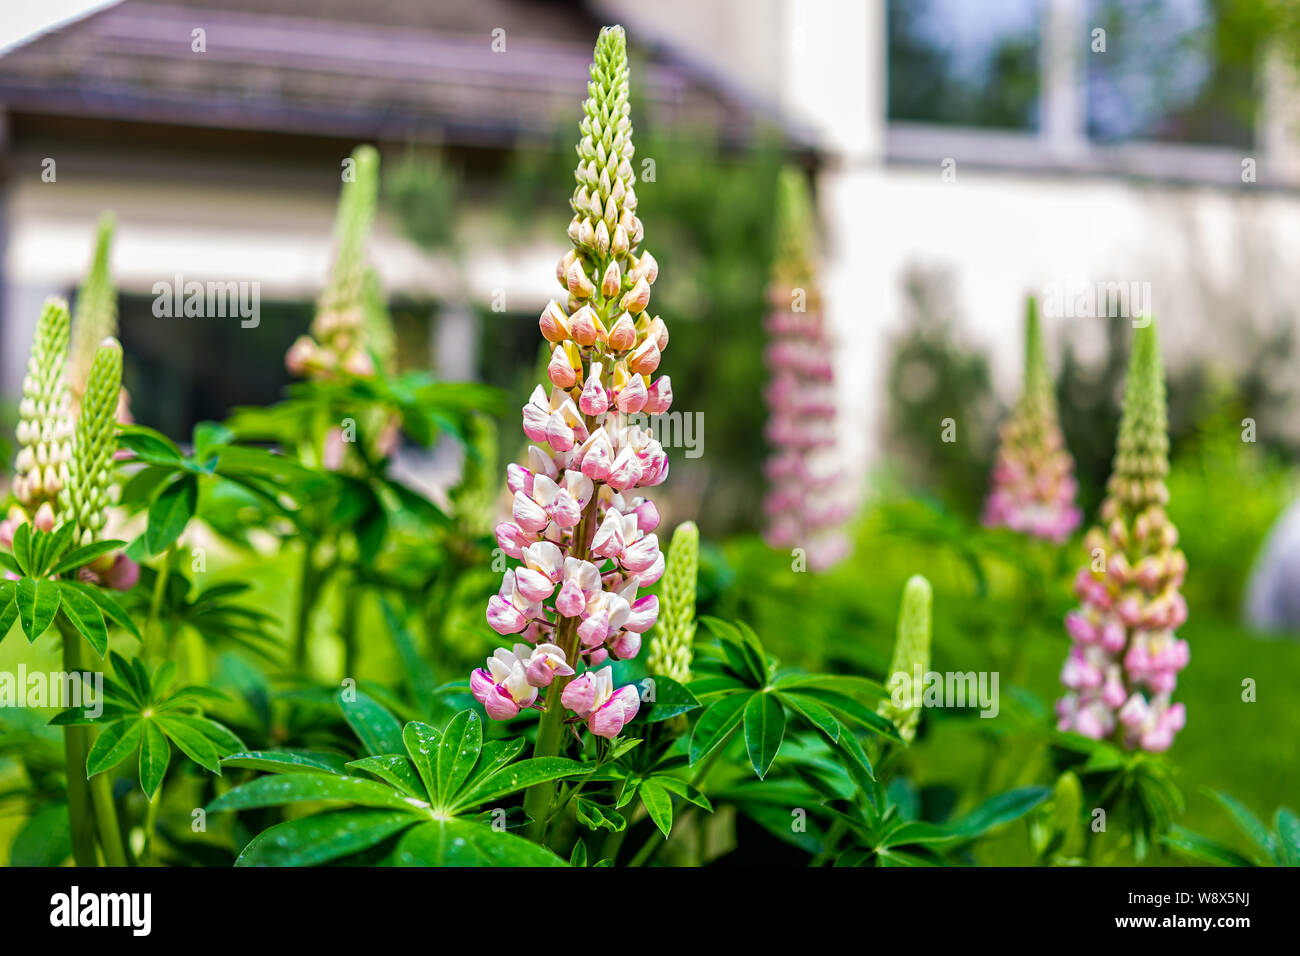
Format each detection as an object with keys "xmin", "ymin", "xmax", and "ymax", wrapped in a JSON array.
[
  {"xmin": 1056, "ymin": 322, "xmax": 1188, "ymax": 752},
  {"xmin": 982, "ymin": 298, "xmax": 1081, "ymax": 542},
  {"xmin": 471, "ymin": 643, "xmax": 577, "ymax": 719},
  {"xmin": 476, "ymin": 26, "xmax": 673, "ymax": 741},
  {"xmin": 761, "ymin": 169, "xmax": 850, "ymax": 572},
  {"xmin": 560, "ymin": 666, "xmax": 642, "ymax": 738}
]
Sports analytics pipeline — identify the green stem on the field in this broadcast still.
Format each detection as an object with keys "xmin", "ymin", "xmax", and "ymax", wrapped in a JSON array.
[
  {"xmin": 341, "ymin": 569, "xmax": 361, "ymax": 679},
  {"xmin": 293, "ymin": 541, "xmax": 320, "ymax": 672},
  {"xmin": 59, "ymin": 621, "xmax": 128, "ymax": 866},
  {"xmin": 142, "ymin": 788, "xmax": 161, "ymax": 866},
  {"xmin": 60, "ymin": 630, "xmax": 98, "ymax": 867},
  {"xmin": 143, "ymin": 547, "xmax": 173, "ymax": 658}
]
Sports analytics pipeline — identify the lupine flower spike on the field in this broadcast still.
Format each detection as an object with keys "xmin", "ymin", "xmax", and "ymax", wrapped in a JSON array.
[
  {"xmin": 646, "ymin": 520, "xmax": 699, "ymax": 683},
  {"xmin": 475, "ymin": 25, "xmax": 669, "ymax": 740},
  {"xmin": 286, "ymin": 144, "xmax": 394, "ymax": 382},
  {"xmin": 69, "ymin": 214, "xmax": 130, "ymax": 424},
  {"xmin": 878, "ymin": 575, "xmax": 933, "ymax": 745},
  {"xmin": 60, "ymin": 338, "xmax": 123, "ymax": 547},
  {"xmin": 762, "ymin": 168, "xmax": 850, "ymax": 570},
  {"xmin": 1057, "ymin": 320, "xmax": 1188, "ymax": 752},
  {"xmin": 982, "ymin": 297, "xmax": 1081, "ymax": 542},
  {"xmin": 12, "ymin": 299, "xmax": 73, "ymax": 514}
]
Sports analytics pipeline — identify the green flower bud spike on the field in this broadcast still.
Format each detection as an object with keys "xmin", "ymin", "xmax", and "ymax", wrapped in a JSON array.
[
  {"xmin": 1107, "ymin": 319, "xmax": 1170, "ymax": 513},
  {"xmin": 13, "ymin": 298, "xmax": 74, "ymax": 510},
  {"xmin": 290, "ymin": 145, "xmax": 385, "ymax": 380},
  {"xmin": 878, "ymin": 574, "xmax": 933, "ymax": 744},
  {"xmin": 69, "ymin": 214, "xmax": 118, "ymax": 401},
  {"xmin": 647, "ymin": 521, "xmax": 700, "ymax": 683},
  {"xmin": 60, "ymin": 338, "xmax": 123, "ymax": 545}
]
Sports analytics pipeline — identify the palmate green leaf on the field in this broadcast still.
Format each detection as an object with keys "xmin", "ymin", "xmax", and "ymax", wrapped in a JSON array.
[
  {"xmin": 471, "ymin": 738, "xmax": 527, "ymax": 784},
  {"xmin": 236, "ymin": 810, "xmax": 415, "ymax": 867},
  {"xmin": 639, "ymin": 779, "xmax": 673, "ymax": 839},
  {"xmin": 454, "ymin": 757, "xmax": 587, "ymax": 812},
  {"xmin": 340, "ymin": 689, "xmax": 405, "ymax": 756},
  {"xmin": 639, "ymin": 675, "xmax": 701, "ymax": 723},
  {"xmin": 0, "ymin": 552, "xmax": 21, "ymax": 578},
  {"xmin": 17, "ymin": 578, "xmax": 60, "ymax": 643},
  {"xmin": 393, "ymin": 818, "xmax": 567, "ymax": 867},
  {"xmin": 155, "ymin": 715, "xmax": 222, "ymax": 773},
  {"xmin": 86, "ymin": 719, "xmax": 142, "ymax": 776},
  {"xmin": 223, "ymin": 751, "xmax": 348, "ymax": 776},
  {"xmin": 11, "ymin": 522, "xmax": 33, "ymax": 576},
  {"xmin": 942, "ymin": 787, "xmax": 1051, "ymax": 842},
  {"xmin": 49, "ymin": 539, "xmax": 125, "ymax": 577},
  {"xmin": 347, "ymin": 755, "xmax": 426, "ymax": 799},
  {"xmin": 435, "ymin": 711, "xmax": 482, "ymax": 803},
  {"xmin": 1163, "ymin": 826, "xmax": 1258, "ymax": 867},
  {"xmin": 1276, "ymin": 808, "xmax": 1300, "ymax": 866},
  {"xmin": 10, "ymin": 802, "xmax": 73, "ymax": 867},
  {"xmin": 140, "ymin": 720, "xmax": 171, "ymax": 798},
  {"xmin": 56, "ymin": 583, "xmax": 108, "ymax": 657},
  {"xmin": 118, "ymin": 425, "xmax": 185, "ymax": 465},
  {"xmin": 791, "ymin": 688, "xmax": 901, "ymax": 741},
  {"xmin": 32, "ymin": 523, "xmax": 75, "ymax": 578},
  {"xmin": 208, "ymin": 773, "xmax": 422, "ymax": 814},
  {"xmin": 653, "ymin": 775, "xmax": 713, "ymax": 812},
  {"xmin": 146, "ymin": 473, "xmax": 198, "ymax": 555},
  {"xmin": 770, "ymin": 673, "xmax": 888, "ymax": 700},
  {"xmin": 688, "ymin": 692, "xmax": 751, "ymax": 767},
  {"xmin": 1207, "ymin": 790, "xmax": 1278, "ymax": 861},
  {"xmin": 0, "ymin": 584, "xmax": 19, "ymax": 644},
  {"xmin": 777, "ymin": 691, "xmax": 840, "ymax": 743},
  {"xmin": 63, "ymin": 581, "xmax": 141, "ymax": 640},
  {"xmin": 743, "ymin": 692, "xmax": 786, "ymax": 779},
  {"xmin": 402, "ymin": 721, "xmax": 444, "ymax": 803},
  {"xmin": 576, "ymin": 798, "xmax": 626, "ymax": 833}
]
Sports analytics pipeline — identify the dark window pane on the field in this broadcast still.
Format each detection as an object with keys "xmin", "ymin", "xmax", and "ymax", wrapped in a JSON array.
[{"xmin": 888, "ymin": 0, "xmax": 1042, "ymax": 130}]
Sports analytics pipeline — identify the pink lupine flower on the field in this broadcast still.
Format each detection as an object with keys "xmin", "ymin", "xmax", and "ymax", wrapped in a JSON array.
[
  {"xmin": 476, "ymin": 27, "xmax": 671, "ymax": 746},
  {"xmin": 761, "ymin": 169, "xmax": 850, "ymax": 571},
  {"xmin": 560, "ymin": 666, "xmax": 641, "ymax": 739},
  {"xmin": 1056, "ymin": 321, "xmax": 1189, "ymax": 752},
  {"xmin": 983, "ymin": 298, "xmax": 1081, "ymax": 543}
]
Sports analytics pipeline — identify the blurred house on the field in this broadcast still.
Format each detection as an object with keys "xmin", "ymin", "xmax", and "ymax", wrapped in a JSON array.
[
  {"xmin": 0, "ymin": 0, "xmax": 806, "ymax": 438},
  {"xmin": 3, "ymin": 0, "xmax": 1300, "ymax": 480}
]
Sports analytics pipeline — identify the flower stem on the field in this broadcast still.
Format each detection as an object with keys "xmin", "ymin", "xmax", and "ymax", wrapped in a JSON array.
[
  {"xmin": 143, "ymin": 546, "xmax": 173, "ymax": 658},
  {"xmin": 59, "ymin": 620, "xmax": 128, "ymax": 866},
  {"xmin": 523, "ymin": 489, "xmax": 600, "ymax": 844}
]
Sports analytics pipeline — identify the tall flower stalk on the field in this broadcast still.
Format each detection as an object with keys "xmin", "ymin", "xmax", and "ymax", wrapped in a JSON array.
[
  {"xmin": 1057, "ymin": 320, "xmax": 1188, "ymax": 751},
  {"xmin": 68, "ymin": 214, "xmax": 130, "ymax": 424},
  {"xmin": 762, "ymin": 168, "xmax": 849, "ymax": 570},
  {"xmin": 982, "ymin": 297, "xmax": 1081, "ymax": 542},
  {"xmin": 287, "ymin": 144, "xmax": 391, "ymax": 381},
  {"xmin": 474, "ymin": 26, "xmax": 671, "ymax": 839}
]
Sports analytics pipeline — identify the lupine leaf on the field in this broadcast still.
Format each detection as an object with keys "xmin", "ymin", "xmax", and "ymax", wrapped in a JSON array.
[
  {"xmin": 16, "ymin": 578, "xmax": 60, "ymax": 643},
  {"xmin": 56, "ymin": 583, "xmax": 108, "ymax": 657},
  {"xmin": 139, "ymin": 720, "xmax": 171, "ymax": 798},
  {"xmin": 688, "ymin": 692, "xmax": 751, "ymax": 767},
  {"xmin": 86, "ymin": 719, "xmax": 142, "ymax": 776},
  {"xmin": 222, "ymin": 751, "xmax": 348, "ymax": 776},
  {"xmin": 743, "ymin": 692, "xmax": 786, "ymax": 779},
  {"xmin": 208, "ymin": 774, "xmax": 420, "ymax": 813},
  {"xmin": 235, "ymin": 810, "xmax": 415, "ymax": 867},
  {"xmin": 393, "ymin": 819, "xmax": 567, "ymax": 867},
  {"xmin": 339, "ymin": 689, "xmax": 405, "ymax": 756},
  {"xmin": 145, "ymin": 473, "xmax": 198, "ymax": 555},
  {"xmin": 640, "ymin": 779, "xmax": 674, "ymax": 839},
  {"xmin": 434, "ymin": 711, "xmax": 481, "ymax": 803}
]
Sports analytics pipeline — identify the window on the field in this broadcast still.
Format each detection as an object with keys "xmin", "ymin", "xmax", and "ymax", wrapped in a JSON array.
[{"xmin": 888, "ymin": 0, "xmax": 1043, "ymax": 131}]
